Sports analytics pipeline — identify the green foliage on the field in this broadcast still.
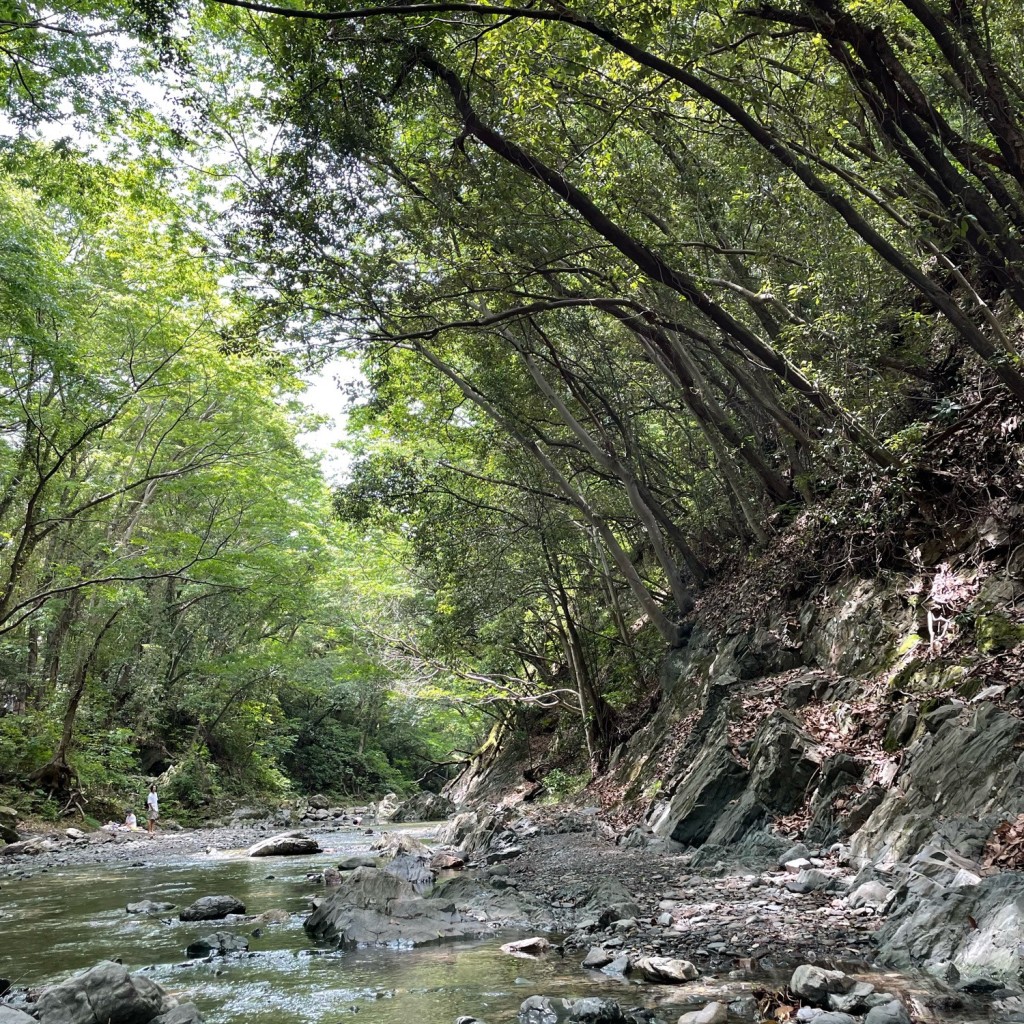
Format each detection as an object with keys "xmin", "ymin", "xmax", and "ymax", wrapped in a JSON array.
[{"xmin": 542, "ymin": 768, "xmax": 590, "ymax": 802}]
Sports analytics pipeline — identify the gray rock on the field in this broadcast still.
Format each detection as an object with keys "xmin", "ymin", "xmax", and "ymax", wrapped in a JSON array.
[
  {"xmin": 519, "ymin": 996, "xmax": 560, "ymax": 1024},
  {"xmin": 809, "ymin": 1015, "xmax": 856, "ymax": 1024},
  {"xmin": 179, "ymin": 895, "xmax": 246, "ymax": 921},
  {"xmin": 307, "ymin": 794, "xmax": 330, "ymax": 809},
  {"xmin": 785, "ymin": 869, "xmax": 836, "ymax": 894},
  {"xmin": 864, "ymin": 1002, "xmax": 912, "ymax": 1024},
  {"xmin": 33, "ymin": 961, "xmax": 166, "ymax": 1024},
  {"xmin": 0, "ymin": 805, "xmax": 20, "ymax": 844},
  {"xmin": 790, "ymin": 965, "xmax": 852, "ymax": 1005},
  {"xmin": 150, "ymin": 1005, "xmax": 202, "ymax": 1024},
  {"xmin": 304, "ymin": 867, "xmax": 481, "ymax": 947},
  {"xmin": 247, "ymin": 831, "xmax": 320, "ymax": 857},
  {"xmin": 875, "ymin": 870, "xmax": 1024, "ymax": 987},
  {"xmin": 338, "ymin": 854, "xmax": 379, "ymax": 870},
  {"xmin": 779, "ymin": 843, "xmax": 810, "ymax": 867},
  {"xmin": 501, "ymin": 937, "xmax": 550, "ymax": 957},
  {"xmin": 678, "ymin": 1002, "xmax": 728, "ymax": 1024},
  {"xmin": 390, "ymin": 792, "xmax": 456, "ymax": 822},
  {"xmin": 632, "ymin": 956, "xmax": 698, "ymax": 983},
  {"xmin": 847, "ymin": 881, "xmax": 892, "ymax": 910},
  {"xmin": 126, "ymin": 901, "xmax": 176, "ymax": 914},
  {"xmin": 185, "ymin": 931, "xmax": 249, "ymax": 957},
  {"xmin": 0, "ymin": 1008, "xmax": 36, "ymax": 1024},
  {"xmin": 582, "ymin": 947, "xmax": 614, "ymax": 969},
  {"xmin": 567, "ymin": 998, "xmax": 627, "ymax": 1022},
  {"xmin": 828, "ymin": 983, "xmax": 875, "ymax": 1013},
  {"xmin": 601, "ymin": 956, "xmax": 630, "ymax": 977}
]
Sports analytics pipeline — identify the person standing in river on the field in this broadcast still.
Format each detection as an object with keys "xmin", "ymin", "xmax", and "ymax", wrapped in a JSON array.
[{"xmin": 146, "ymin": 784, "xmax": 159, "ymax": 835}]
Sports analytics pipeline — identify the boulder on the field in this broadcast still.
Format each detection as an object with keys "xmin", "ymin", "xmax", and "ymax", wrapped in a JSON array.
[
  {"xmin": 518, "ymin": 997, "xmax": 630, "ymax": 1024},
  {"xmin": 185, "ymin": 932, "xmax": 249, "ymax": 957},
  {"xmin": 307, "ymin": 794, "xmax": 330, "ymax": 810},
  {"xmin": 390, "ymin": 792, "xmax": 457, "ymax": 822},
  {"xmin": 33, "ymin": 962, "xmax": 167, "ymax": 1024},
  {"xmin": 779, "ymin": 844, "xmax": 811, "ymax": 867},
  {"xmin": 0, "ymin": 837, "xmax": 59, "ymax": 856},
  {"xmin": 303, "ymin": 866, "xmax": 480, "ymax": 947},
  {"xmin": 790, "ymin": 965, "xmax": 853, "ymax": 1005},
  {"xmin": 247, "ymin": 831, "xmax": 320, "ymax": 857},
  {"xmin": 179, "ymin": 895, "xmax": 246, "ymax": 921},
  {"xmin": 126, "ymin": 901, "xmax": 176, "ymax": 914},
  {"xmin": 431, "ymin": 852, "xmax": 467, "ymax": 871},
  {"xmin": 633, "ymin": 956, "xmax": 699, "ymax": 983}
]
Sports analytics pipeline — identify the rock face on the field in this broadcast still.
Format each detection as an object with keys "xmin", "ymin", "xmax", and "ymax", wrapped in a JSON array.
[
  {"xmin": 390, "ymin": 792, "xmax": 457, "ymax": 822},
  {"xmin": 303, "ymin": 867, "xmax": 479, "ymax": 947},
  {"xmin": 0, "ymin": 806, "xmax": 20, "ymax": 844},
  {"xmin": 179, "ymin": 895, "xmax": 246, "ymax": 921},
  {"xmin": 875, "ymin": 870, "xmax": 1024, "ymax": 988},
  {"xmin": 851, "ymin": 704, "xmax": 1024, "ymax": 867},
  {"xmin": 32, "ymin": 961, "xmax": 200, "ymax": 1024},
  {"xmin": 247, "ymin": 831, "xmax": 320, "ymax": 857}
]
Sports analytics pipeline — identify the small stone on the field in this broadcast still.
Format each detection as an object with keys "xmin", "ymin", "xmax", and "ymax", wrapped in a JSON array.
[
  {"xmin": 501, "ymin": 937, "xmax": 550, "ymax": 957},
  {"xmin": 790, "ymin": 965, "xmax": 853, "ymax": 1005},
  {"xmin": 779, "ymin": 844, "xmax": 811, "ymax": 867},
  {"xmin": 785, "ymin": 858, "xmax": 812, "ymax": 874},
  {"xmin": 678, "ymin": 1002, "xmax": 728, "ymax": 1024},
  {"xmin": 582, "ymin": 947, "xmax": 614, "ymax": 969},
  {"xmin": 601, "ymin": 955, "xmax": 631, "ymax": 977},
  {"xmin": 864, "ymin": 1001, "xmax": 912, "ymax": 1024},
  {"xmin": 847, "ymin": 881, "xmax": 892, "ymax": 910}
]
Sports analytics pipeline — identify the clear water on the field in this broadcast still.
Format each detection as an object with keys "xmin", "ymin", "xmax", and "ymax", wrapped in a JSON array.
[
  {"xmin": 0, "ymin": 827, "xmax": 991, "ymax": 1024},
  {"xmin": 0, "ymin": 829, "xmax": 667, "ymax": 1024}
]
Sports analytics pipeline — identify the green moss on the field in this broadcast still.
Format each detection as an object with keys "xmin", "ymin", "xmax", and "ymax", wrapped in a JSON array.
[
  {"xmin": 974, "ymin": 613, "xmax": 1024, "ymax": 654},
  {"xmin": 895, "ymin": 632, "xmax": 923, "ymax": 656}
]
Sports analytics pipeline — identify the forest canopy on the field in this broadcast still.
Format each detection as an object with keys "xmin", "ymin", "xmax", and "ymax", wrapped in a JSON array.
[{"xmin": 1, "ymin": 0, "xmax": 1023, "ymax": 812}]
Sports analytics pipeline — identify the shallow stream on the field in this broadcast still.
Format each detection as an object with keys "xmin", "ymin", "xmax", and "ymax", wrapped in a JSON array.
[
  {"xmin": 0, "ymin": 826, "xmax": 659, "ymax": 1024},
  {"xmin": 0, "ymin": 825, "xmax": 987, "ymax": 1024}
]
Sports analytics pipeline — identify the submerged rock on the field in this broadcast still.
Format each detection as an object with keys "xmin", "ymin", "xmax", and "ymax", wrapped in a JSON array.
[
  {"xmin": 126, "ymin": 900, "xmax": 176, "ymax": 915},
  {"xmin": 185, "ymin": 932, "xmax": 249, "ymax": 957}
]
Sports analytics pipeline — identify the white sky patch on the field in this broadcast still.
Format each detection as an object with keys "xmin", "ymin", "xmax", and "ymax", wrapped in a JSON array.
[{"xmin": 298, "ymin": 356, "xmax": 365, "ymax": 485}]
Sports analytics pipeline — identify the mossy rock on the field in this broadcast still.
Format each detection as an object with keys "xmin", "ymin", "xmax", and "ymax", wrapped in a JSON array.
[{"xmin": 974, "ymin": 613, "xmax": 1024, "ymax": 654}]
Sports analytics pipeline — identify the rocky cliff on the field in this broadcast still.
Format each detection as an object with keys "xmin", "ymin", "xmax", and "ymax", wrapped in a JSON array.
[{"xmin": 453, "ymin": 504, "xmax": 1024, "ymax": 988}]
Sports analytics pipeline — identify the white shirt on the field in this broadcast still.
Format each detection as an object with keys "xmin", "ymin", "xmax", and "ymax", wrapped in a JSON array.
[{"xmin": 146, "ymin": 792, "xmax": 158, "ymax": 813}]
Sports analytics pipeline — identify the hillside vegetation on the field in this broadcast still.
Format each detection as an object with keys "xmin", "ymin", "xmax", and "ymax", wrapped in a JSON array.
[{"xmin": 0, "ymin": 0, "xmax": 1023, "ymax": 817}]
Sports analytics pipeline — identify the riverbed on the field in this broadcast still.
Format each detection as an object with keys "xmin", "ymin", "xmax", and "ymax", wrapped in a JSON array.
[
  {"xmin": 0, "ymin": 824, "xmax": 649, "ymax": 1024},
  {"xmin": 0, "ymin": 820, "xmax": 993, "ymax": 1024}
]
